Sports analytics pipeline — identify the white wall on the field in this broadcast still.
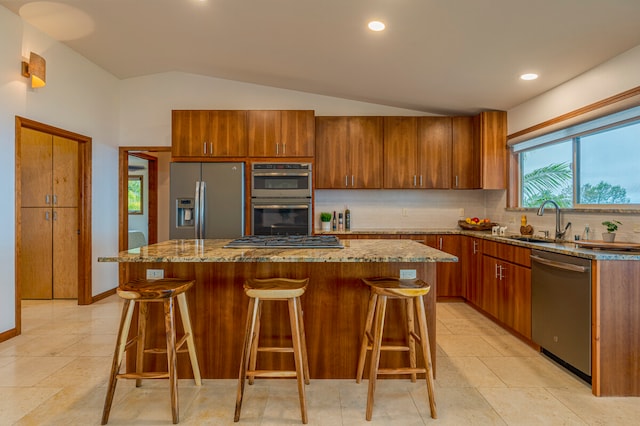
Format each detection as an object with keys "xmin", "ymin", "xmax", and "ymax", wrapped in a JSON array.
[{"xmin": 0, "ymin": 7, "xmax": 120, "ymax": 333}]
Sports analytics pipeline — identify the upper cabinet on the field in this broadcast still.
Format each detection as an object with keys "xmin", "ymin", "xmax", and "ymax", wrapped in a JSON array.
[
  {"xmin": 384, "ymin": 116, "xmax": 452, "ymax": 189},
  {"xmin": 172, "ymin": 110, "xmax": 248, "ymax": 158},
  {"xmin": 315, "ymin": 116, "xmax": 383, "ymax": 189},
  {"xmin": 451, "ymin": 116, "xmax": 479, "ymax": 189},
  {"xmin": 247, "ymin": 110, "xmax": 314, "ymax": 157},
  {"xmin": 475, "ymin": 110, "xmax": 507, "ymax": 189}
]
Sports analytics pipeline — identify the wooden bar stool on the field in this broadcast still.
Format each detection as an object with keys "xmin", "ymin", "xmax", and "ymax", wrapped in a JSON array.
[
  {"xmin": 235, "ymin": 277, "xmax": 310, "ymax": 424},
  {"xmin": 356, "ymin": 277, "xmax": 437, "ymax": 421},
  {"xmin": 102, "ymin": 278, "xmax": 202, "ymax": 425}
]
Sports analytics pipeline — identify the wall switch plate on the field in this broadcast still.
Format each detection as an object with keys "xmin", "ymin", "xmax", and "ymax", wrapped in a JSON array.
[
  {"xmin": 633, "ymin": 224, "xmax": 640, "ymax": 233},
  {"xmin": 458, "ymin": 208, "xmax": 464, "ymax": 218},
  {"xmin": 146, "ymin": 269, "xmax": 164, "ymax": 280},
  {"xmin": 402, "ymin": 208, "xmax": 408, "ymax": 217},
  {"xmin": 400, "ymin": 269, "xmax": 416, "ymax": 279}
]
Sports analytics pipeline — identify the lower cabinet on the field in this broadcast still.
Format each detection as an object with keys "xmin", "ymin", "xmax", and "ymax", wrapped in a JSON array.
[
  {"xmin": 461, "ymin": 236, "xmax": 483, "ymax": 305},
  {"xmin": 479, "ymin": 242, "xmax": 531, "ymax": 339},
  {"xmin": 425, "ymin": 235, "xmax": 462, "ymax": 298}
]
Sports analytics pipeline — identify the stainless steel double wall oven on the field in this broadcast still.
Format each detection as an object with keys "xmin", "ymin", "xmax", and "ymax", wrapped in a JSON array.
[{"xmin": 250, "ymin": 163, "xmax": 312, "ymax": 235}]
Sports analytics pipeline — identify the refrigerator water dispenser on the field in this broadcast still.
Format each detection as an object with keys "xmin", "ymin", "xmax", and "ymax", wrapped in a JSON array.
[{"xmin": 176, "ymin": 198, "xmax": 195, "ymax": 228}]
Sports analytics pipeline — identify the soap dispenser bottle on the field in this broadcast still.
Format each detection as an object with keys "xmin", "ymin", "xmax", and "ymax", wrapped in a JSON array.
[{"xmin": 582, "ymin": 224, "xmax": 590, "ymax": 241}]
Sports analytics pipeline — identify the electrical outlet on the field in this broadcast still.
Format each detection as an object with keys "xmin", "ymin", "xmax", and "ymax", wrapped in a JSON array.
[
  {"xmin": 458, "ymin": 208, "xmax": 464, "ymax": 218},
  {"xmin": 633, "ymin": 224, "xmax": 640, "ymax": 233},
  {"xmin": 402, "ymin": 208, "xmax": 408, "ymax": 217},
  {"xmin": 146, "ymin": 269, "xmax": 164, "ymax": 280},
  {"xmin": 400, "ymin": 269, "xmax": 416, "ymax": 279}
]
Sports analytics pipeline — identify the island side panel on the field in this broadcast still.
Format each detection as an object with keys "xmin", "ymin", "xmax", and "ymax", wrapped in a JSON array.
[{"xmin": 123, "ymin": 261, "xmax": 437, "ymax": 380}]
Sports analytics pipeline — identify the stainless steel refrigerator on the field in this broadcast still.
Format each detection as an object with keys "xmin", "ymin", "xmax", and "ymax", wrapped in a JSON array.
[{"xmin": 170, "ymin": 162, "xmax": 245, "ymax": 239}]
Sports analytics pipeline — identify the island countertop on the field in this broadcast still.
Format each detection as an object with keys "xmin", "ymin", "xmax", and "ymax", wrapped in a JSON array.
[{"xmin": 98, "ymin": 238, "xmax": 459, "ymax": 263}]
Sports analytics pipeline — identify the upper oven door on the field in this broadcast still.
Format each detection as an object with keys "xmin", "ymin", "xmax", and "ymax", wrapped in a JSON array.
[
  {"xmin": 251, "ymin": 198, "xmax": 311, "ymax": 236},
  {"xmin": 251, "ymin": 163, "xmax": 312, "ymax": 198}
]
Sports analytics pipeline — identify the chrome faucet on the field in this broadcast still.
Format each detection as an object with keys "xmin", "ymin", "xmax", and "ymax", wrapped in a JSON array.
[{"xmin": 537, "ymin": 200, "xmax": 571, "ymax": 240}]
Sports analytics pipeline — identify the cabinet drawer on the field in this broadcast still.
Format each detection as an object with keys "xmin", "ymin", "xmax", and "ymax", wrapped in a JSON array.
[{"xmin": 483, "ymin": 240, "xmax": 531, "ymax": 267}]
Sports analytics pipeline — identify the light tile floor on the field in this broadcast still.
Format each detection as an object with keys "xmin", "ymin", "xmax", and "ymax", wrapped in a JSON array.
[{"xmin": 1, "ymin": 297, "xmax": 639, "ymax": 425}]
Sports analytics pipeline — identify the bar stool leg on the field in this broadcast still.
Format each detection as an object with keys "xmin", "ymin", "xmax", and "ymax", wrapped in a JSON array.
[
  {"xmin": 366, "ymin": 295, "xmax": 387, "ymax": 421},
  {"xmin": 177, "ymin": 293, "xmax": 202, "ymax": 386},
  {"xmin": 288, "ymin": 296, "xmax": 308, "ymax": 424},
  {"xmin": 164, "ymin": 298, "xmax": 179, "ymax": 424},
  {"xmin": 135, "ymin": 301, "xmax": 148, "ymax": 388},
  {"xmin": 415, "ymin": 295, "xmax": 437, "ymax": 419},
  {"xmin": 248, "ymin": 300, "xmax": 262, "ymax": 385},
  {"xmin": 356, "ymin": 292, "xmax": 378, "ymax": 383},
  {"xmin": 296, "ymin": 295, "xmax": 311, "ymax": 385},
  {"xmin": 405, "ymin": 298, "xmax": 417, "ymax": 383},
  {"xmin": 235, "ymin": 297, "xmax": 259, "ymax": 422},
  {"xmin": 102, "ymin": 300, "xmax": 135, "ymax": 425}
]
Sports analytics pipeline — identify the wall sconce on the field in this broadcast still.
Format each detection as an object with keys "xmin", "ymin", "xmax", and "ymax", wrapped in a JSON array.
[{"xmin": 21, "ymin": 52, "xmax": 46, "ymax": 88}]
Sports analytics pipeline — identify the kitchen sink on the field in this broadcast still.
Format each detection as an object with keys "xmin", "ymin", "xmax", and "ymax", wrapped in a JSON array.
[{"xmin": 505, "ymin": 235, "xmax": 556, "ymax": 243}]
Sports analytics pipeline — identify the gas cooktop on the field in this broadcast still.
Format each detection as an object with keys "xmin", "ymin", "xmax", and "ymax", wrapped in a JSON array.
[{"xmin": 224, "ymin": 235, "xmax": 344, "ymax": 249}]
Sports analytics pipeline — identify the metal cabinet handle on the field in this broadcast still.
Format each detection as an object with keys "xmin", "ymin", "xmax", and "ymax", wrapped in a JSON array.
[
  {"xmin": 530, "ymin": 255, "xmax": 588, "ymax": 273},
  {"xmin": 276, "ymin": 143, "xmax": 279, "ymax": 155},
  {"xmin": 209, "ymin": 142, "xmax": 213, "ymax": 155},
  {"xmin": 420, "ymin": 175, "xmax": 423, "ymax": 187},
  {"xmin": 345, "ymin": 175, "xmax": 349, "ymax": 187},
  {"xmin": 413, "ymin": 175, "xmax": 417, "ymax": 187},
  {"xmin": 473, "ymin": 240, "xmax": 478, "ymax": 254},
  {"xmin": 53, "ymin": 195, "xmax": 57, "ymax": 205},
  {"xmin": 45, "ymin": 194, "xmax": 50, "ymax": 205},
  {"xmin": 53, "ymin": 211, "xmax": 57, "ymax": 221},
  {"xmin": 351, "ymin": 175, "xmax": 354, "ymax": 187},
  {"xmin": 282, "ymin": 143, "xmax": 286, "ymax": 155},
  {"xmin": 203, "ymin": 142, "xmax": 207, "ymax": 155},
  {"xmin": 439, "ymin": 237, "xmax": 443, "ymax": 250},
  {"xmin": 45, "ymin": 211, "xmax": 50, "ymax": 220},
  {"xmin": 455, "ymin": 175, "xmax": 459, "ymax": 188}
]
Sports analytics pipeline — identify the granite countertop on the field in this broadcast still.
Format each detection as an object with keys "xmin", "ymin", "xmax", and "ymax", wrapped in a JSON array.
[
  {"xmin": 318, "ymin": 228, "xmax": 640, "ymax": 260},
  {"xmin": 98, "ymin": 238, "xmax": 459, "ymax": 263}
]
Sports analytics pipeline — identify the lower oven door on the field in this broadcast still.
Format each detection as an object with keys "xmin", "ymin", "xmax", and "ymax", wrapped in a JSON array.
[{"xmin": 251, "ymin": 198, "xmax": 312, "ymax": 235}]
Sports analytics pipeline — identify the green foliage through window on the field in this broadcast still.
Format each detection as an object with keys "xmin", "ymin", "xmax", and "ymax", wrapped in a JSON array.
[{"xmin": 128, "ymin": 176, "xmax": 143, "ymax": 214}]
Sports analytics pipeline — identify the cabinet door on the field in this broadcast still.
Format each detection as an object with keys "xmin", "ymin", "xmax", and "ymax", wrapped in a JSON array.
[
  {"xmin": 208, "ymin": 110, "xmax": 247, "ymax": 157},
  {"xmin": 383, "ymin": 117, "xmax": 418, "ymax": 188},
  {"xmin": 20, "ymin": 208, "xmax": 53, "ymax": 299},
  {"xmin": 247, "ymin": 110, "xmax": 280, "ymax": 157},
  {"xmin": 461, "ymin": 236, "xmax": 482, "ymax": 304},
  {"xmin": 281, "ymin": 110, "xmax": 315, "ymax": 157},
  {"xmin": 418, "ymin": 117, "xmax": 452, "ymax": 189},
  {"xmin": 480, "ymin": 255, "xmax": 500, "ymax": 318},
  {"xmin": 53, "ymin": 136, "xmax": 79, "ymax": 207},
  {"xmin": 452, "ymin": 116, "xmax": 479, "ymax": 189},
  {"xmin": 20, "ymin": 127, "xmax": 52, "ymax": 207},
  {"xmin": 53, "ymin": 207, "xmax": 79, "ymax": 299},
  {"xmin": 348, "ymin": 117, "xmax": 383, "ymax": 189},
  {"xmin": 501, "ymin": 262, "xmax": 531, "ymax": 338},
  {"xmin": 171, "ymin": 110, "xmax": 208, "ymax": 157},
  {"xmin": 315, "ymin": 117, "xmax": 350, "ymax": 188},
  {"xmin": 427, "ymin": 235, "xmax": 462, "ymax": 297},
  {"xmin": 477, "ymin": 111, "xmax": 507, "ymax": 189}
]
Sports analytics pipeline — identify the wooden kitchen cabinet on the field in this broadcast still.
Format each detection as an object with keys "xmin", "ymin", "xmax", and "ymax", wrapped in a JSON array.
[
  {"xmin": 384, "ymin": 117, "xmax": 453, "ymax": 189},
  {"xmin": 426, "ymin": 234, "xmax": 462, "ymax": 298},
  {"xmin": 315, "ymin": 116, "xmax": 383, "ymax": 188},
  {"xmin": 172, "ymin": 110, "xmax": 247, "ymax": 158},
  {"xmin": 451, "ymin": 116, "xmax": 479, "ymax": 189},
  {"xmin": 247, "ymin": 110, "xmax": 314, "ymax": 157},
  {"xmin": 479, "ymin": 240, "xmax": 531, "ymax": 338},
  {"xmin": 475, "ymin": 110, "xmax": 507, "ymax": 189},
  {"xmin": 461, "ymin": 236, "xmax": 483, "ymax": 305}
]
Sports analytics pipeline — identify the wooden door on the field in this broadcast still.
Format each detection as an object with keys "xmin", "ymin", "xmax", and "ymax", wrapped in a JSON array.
[
  {"xmin": 20, "ymin": 128, "xmax": 52, "ymax": 207},
  {"xmin": 208, "ymin": 110, "xmax": 247, "ymax": 157},
  {"xmin": 461, "ymin": 236, "xmax": 482, "ymax": 304},
  {"xmin": 427, "ymin": 235, "xmax": 462, "ymax": 297},
  {"xmin": 480, "ymin": 255, "xmax": 500, "ymax": 318},
  {"xmin": 247, "ymin": 110, "xmax": 280, "ymax": 157},
  {"xmin": 477, "ymin": 110, "xmax": 507, "ymax": 189},
  {"xmin": 20, "ymin": 208, "xmax": 53, "ymax": 299},
  {"xmin": 53, "ymin": 208, "xmax": 79, "ymax": 299},
  {"xmin": 171, "ymin": 110, "xmax": 208, "ymax": 157},
  {"xmin": 53, "ymin": 136, "xmax": 79, "ymax": 207},
  {"xmin": 280, "ymin": 110, "xmax": 314, "ymax": 157},
  {"xmin": 348, "ymin": 116, "xmax": 383, "ymax": 189},
  {"xmin": 383, "ymin": 116, "xmax": 418, "ymax": 188},
  {"xmin": 418, "ymin": 117, "xmax": 452, "ymax": 189},
  {"xmin": 315, "ymin": 117, "xmax": 350, "ymax": 188},
  {"xmin": 500, "ymin": 262, "xmax": 531, "ymax": 338},
  {"xmin": 451, "ymin": 116, "xmax": 479, "ymax": 189}
]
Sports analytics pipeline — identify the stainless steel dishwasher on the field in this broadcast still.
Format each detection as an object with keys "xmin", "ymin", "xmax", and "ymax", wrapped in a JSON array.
[{"xmin": 531, "ymin": 249, "xmax": 591, "ymax": 382}]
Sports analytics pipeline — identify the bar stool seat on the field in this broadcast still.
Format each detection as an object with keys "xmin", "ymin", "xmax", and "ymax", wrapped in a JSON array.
[
  {"xmin": 235, "ymin": 277, "xmax": 310, "ymax": 424},
  {"xmin": 356, "ymin": 277, "xmax": 437, "ymax": 421},
  {"xmin": 102, "ymin": 278, "xmax": 202, "ymax": 425}
]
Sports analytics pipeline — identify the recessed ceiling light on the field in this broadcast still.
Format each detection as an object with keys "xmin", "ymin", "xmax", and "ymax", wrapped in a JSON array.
[
  {"xmin": 520, "ymin": 73, "xmax": 539, "ymax": 81},
  {"xmin": 368, "ymin": 21, "xmax": 385, "ymax": 31}
]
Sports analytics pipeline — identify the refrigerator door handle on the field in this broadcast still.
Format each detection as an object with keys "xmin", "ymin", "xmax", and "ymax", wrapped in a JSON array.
[
  {"xmin": 199, "ymin": 181, "xmax": 206, "ymax": 238},
  {"xmin": 194, "ymin": 181, "xmax": 201, "ymax": 238}
]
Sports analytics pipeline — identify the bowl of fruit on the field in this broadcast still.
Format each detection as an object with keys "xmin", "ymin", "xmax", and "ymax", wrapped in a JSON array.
[{"xmin": 458, "ymin": 217, "xmax": 496, "ymax": 231}]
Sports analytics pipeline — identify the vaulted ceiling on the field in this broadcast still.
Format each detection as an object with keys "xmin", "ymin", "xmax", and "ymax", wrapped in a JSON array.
[{"xmin": 4, "ymin": 0, "xmax": 640, "ymax": 115}]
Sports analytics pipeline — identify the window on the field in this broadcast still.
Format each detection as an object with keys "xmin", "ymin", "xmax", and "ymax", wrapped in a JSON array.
[
  {"xmin": 515, "ymin": 106, "xmax": 640, "ymax": 208},
  {"xmin": 128, "ymin": 175, "xmax": 143, "ymax": 214}
]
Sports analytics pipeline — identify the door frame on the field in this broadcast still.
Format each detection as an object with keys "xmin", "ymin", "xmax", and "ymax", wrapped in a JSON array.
[
  {"xmin": 14, "ymin": 117, "xmax": 92, "ymax": 333},
  {"xmin": 118, "ymin": 147, "xmax": 169, "ymax": 284}
]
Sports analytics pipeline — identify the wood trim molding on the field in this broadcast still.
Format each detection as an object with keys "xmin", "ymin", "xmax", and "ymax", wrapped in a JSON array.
[{"xmin": 507, "ymin": 86, "xmax": 640, "ymax": 141}]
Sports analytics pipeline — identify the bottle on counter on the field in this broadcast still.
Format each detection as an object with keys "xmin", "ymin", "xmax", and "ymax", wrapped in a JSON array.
[
  {"xmin": 332, "ymin": 211, "xmax": 337, "ymax": 231},
  {"xmin": 338, "ymin": 213, "xmax": 344, "ymax": 231},
  {"xmin": 345, "ymin": 205, "xmax": 351, "ymax": 231},
  {"xmin": 583, "ymin": 224, "xmax": 590, "ymax": 241}
]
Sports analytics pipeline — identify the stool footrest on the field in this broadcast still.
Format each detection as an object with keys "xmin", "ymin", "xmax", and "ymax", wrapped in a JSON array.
[
  {"xmin": 117, "ymin": 372, "xmax": 170, "ymax": 380},
  {"xmin": 247, "ymin": 370, "xmax": 298, "ymax": 378},
  {"xmin": 365, "ymin": 344, "xmax": 411, "ymax": 352},
  {"xmin": 257, "ymin": 347, "xmax": 294, "ymax": 353},
  {"xmin": 377, "ymin": 367, "xmax": 426, "ymax": 375},
  {"xmin": 144, "ymin": 347, "xmax": 189, "ymax": 355}
]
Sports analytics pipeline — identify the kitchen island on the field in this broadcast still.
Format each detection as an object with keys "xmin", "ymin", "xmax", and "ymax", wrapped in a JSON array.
[{"xmin": 99, "ymin": 238, "xmax": 457, "ymax": 379}]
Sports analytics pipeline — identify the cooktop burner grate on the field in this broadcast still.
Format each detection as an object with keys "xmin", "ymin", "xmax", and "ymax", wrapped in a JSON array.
[{"xmin": 224, "ymin": 235, "xmax": 344, "ymax": 249}]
